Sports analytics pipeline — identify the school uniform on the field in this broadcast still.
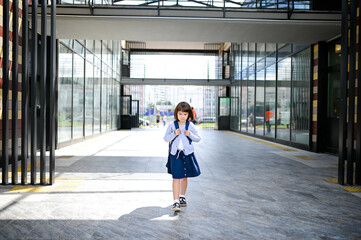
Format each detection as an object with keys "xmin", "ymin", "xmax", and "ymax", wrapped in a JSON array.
[{"xmin": 164, "ymin": 121, "xmax": 201, "ymax": 179}]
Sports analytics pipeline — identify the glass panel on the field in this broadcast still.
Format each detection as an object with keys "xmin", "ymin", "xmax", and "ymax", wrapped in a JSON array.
[
  {"xmin": 106, "ymin": 78, "xmax": 112, "ymax": 130},
  {"xmin": 247, "ymin": 84, "xmax": 255, "ymax": 133},
  {"xmin": 278, "ymin": 44, "xmax": 292, "ymax": 60},
  {"xmin": 265, "ymin": 82, "xmax": 276, "ymax": 137},
  {"xmin": 101, "ymin": 72, "xmax": 108, "ymax": 131},
  {"xmin": 291, "ymin": 48, "xmax": 310, "ymax": 145},
  {"xmin": 241, "ymin": 85, "xmax": 247, "ymax": 131},
  {"xmin": 130, "ymin": 52, "xmax": 218, "ymax": 79},
  {"xmin": 85, "ymin": 60, "xmax": 94, "ymax": 137},
  {"xmin": 72, "ymin": 53, "xmax": 84, "ymax": 139},
  {"xmin": 276, "ymin": 57, "xmax": 291, "ymax": 141},
  {"xmin": 94, "ymin": 66, "xmax": 101, "ymax": 133},
  {"xmin": 219, "ymin": 97, "xmax": 230, "ymax": 116},
  {"xmin": 58, "ymin": 44, "xmax": 73, "ymax": 143},
  {"xmin": 110, "ymin": 80, "xmax": 120, "ymax": 129},
  {"xmin": 73, "ymin": 0, "xmax": 86, "ymax": 4},
  {"xmin": 122, "ymin": 96, "xmax": 131, "ymax": 115},
  {"xmin": 230, "ymin": 86, "xmax": 239, "ymax": 131},
  {"xmin": 255, "ymin": 79, "xmax": 264, "ymax": 136},
  {"xmin": 74, "ymin": 40, "xmax": 85, "ymax": 57},
  {"xmin": 86, "ymin": 40, "xmax": 94, "ymax": 53}
]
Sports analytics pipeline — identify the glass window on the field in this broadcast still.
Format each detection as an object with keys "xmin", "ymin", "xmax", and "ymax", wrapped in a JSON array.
[
  {"xmin": 102, "ymin": 72, "xmax": 109, "ymax": 131},
  {"xmin": 111, "ymin": 82, "xmax": 120, "ymax": 129},
  {"xmin": 94, "ymin": 66, "xmax": 101, "ymax": 133},
  {"xmin": 265, "ymin": 80, "xmax": 276, "ymax": 137},
  {"xmin": 219, "ymin": 97, "xmax": 230, "ymax": 116},
  {"xmin": 130, "ymin": 52, "xmax": 218, "ymax": 79},
  {"xmin": 74, "ymin": 40, "xmax": 85, "ymax": 57},
  {"xmin": 278, "ymin": 44, "xmax": 292, "ymax": 60},
  {"xmin": 94, "ymin": 40, "xmax": 102, "ymax": 64},
  {"xmin": 276, "ymin": 57, "xmax": 291, "ymax": 141},
  {"xmin": 86, "ymin": 40, "xmax": 94, "ymax": 52},
  {"xmin": 265, "ymin": 58, "xmax": 276, "ymax": 137},
  {"xmin": 247, "ymin": 83, "xmax": 255, "ymax": 133},
  {"xmin": 72, "ymin": 53, "xmax": 84, "ymax": 139},
  {"xmin": 85, "ymin": 59, "xmax": 94, "ymax": 136},
  {"xmin": 230, "ymin": 87, "xmax": 240, "ymax": 131},
  {"xmin": 255, "ymin": 78, "xmax": 264, "ymax": 136},
  {"xmin": 58, "ymin": 44, "xmax": 73, "ymax": 143},
  {"xmin": 291, "ymin": 48, "xmax": 310, "ymax": 144}
]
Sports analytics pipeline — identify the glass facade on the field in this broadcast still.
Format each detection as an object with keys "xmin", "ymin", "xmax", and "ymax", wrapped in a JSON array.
[
  {"xmin": 58, "ymin": 40, "xmax": 121, "ymax": 144},
  {"xmin": 130, "ymin": 52, "xmax": 219, "ymax": 80},
  {"xmin": 230, "ymin": 43, "xmax": 311, "ymax": 146}
]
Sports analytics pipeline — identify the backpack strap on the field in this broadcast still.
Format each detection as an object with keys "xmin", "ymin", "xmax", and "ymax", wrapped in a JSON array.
[
  {"xmin": 174, "ymin": 120, "xmax": 179, "ymax": 129},
  {"xmin": 185, "ymin": 121, "xmax": 192, "ymax": 144},
  {"xmin": 169, "ymin": 121, "xmax": 180, "ymax": 152}
]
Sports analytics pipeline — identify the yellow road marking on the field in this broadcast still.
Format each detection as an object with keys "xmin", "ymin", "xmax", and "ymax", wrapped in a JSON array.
[
  {"xmin": 324, "ymin": 178, "xmax": 338, "ymax": 183},
  {"xmin": 343, "ymin": 186, "xmax": 361, "ymax": 192},
  {"xmin": 56, "ymin": 155, "xmax": 74, "ymax": 159},
  {"xmin": 7, "ymin": 179, "xmax": 85, "ymax": 193},
  {"xmin": 226, "ymin": 131, "xmax": 296, "ymax": 151},
  {"xmin": 295, "ymin": 155, "xmax": 316, "ymax": 161}
]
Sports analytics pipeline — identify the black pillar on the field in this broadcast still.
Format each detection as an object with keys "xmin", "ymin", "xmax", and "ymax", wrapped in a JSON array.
[
  {"xmin": 49, "ymin": 0, "xmax": 57, "ymax": 185},
  {"xmin": 31, "ymin": 0, "xmax": 38, "ymax": 185},
  {"xmin": 2, "ymin": 0, "xmax": 10, "ymax": 185},
  {"xmin": 21, "ymin": 0, "xmax": 29, "ymax": 185},
  {"xmin": 40, "ymin": 0, "xmax": 47, "ymax": 185},
  {"xmin": 12, "ymin": 0, "xmax": 20, "ymax": 184},
  {"xmin": 339, "ymin": 0, "xmax": 348, "ymax": 185}
]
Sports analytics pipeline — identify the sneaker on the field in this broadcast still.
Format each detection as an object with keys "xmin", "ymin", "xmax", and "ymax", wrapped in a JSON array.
[
  {"xmin": 179, "ymin": 197, "xmax": 187, "ymax": 207},
  {"xmin": 171, "ymin": 202, "xmax": 181, "ymax": 212}
]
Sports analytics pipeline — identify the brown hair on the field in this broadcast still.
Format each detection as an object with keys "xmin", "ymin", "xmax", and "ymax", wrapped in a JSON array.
[{"xmin": 174, "ymin": 102, "xmax": 193, "ymax": 122}]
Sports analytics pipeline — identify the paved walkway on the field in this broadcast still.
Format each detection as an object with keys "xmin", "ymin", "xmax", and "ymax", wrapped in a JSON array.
[{"xmin": 0, "ymin": 127, "xmax": 361, "ymax": 240}]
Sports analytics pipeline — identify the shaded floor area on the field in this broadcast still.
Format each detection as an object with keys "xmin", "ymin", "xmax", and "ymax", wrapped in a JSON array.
[{"xmin": 0, "ymin": 128, "xmax": 361, "ymax": 239}]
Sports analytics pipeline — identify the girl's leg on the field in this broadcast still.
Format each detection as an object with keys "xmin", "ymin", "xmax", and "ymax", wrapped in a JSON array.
[
  {"xmin": 172, "ymin": 179, "xmax": 180, "ymax": 200},
  {"xmin": 180, "ymin": 177, "xmax": 188, "ymax": 195}
]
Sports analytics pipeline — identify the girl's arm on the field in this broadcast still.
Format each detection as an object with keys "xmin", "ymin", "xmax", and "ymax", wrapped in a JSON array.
[
  {"xmin": 163, "ymin": 123, "xmax": 177, "ymax": 142},
  {"xmin": 188, "ymin": 122, "xmax": 201, "ymax": 142}
]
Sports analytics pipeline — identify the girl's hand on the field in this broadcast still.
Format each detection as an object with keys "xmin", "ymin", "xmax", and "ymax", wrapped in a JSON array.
[
  {"xmin": 184, "ymin": 130, "xmax": 190, "ymax": 136},
  {"xmin": 174, "ymin": 129, "xmax": 181, "ymax": 135}
]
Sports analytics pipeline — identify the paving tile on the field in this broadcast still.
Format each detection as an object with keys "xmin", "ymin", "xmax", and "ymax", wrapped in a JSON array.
[{"xmin": 0, "ymin": 129, "xmax": 361, "ymax": 239}]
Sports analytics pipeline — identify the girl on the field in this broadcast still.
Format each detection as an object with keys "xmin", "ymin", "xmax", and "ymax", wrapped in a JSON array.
[{"xmin": 163, "ymin": 102, "xmax": 201, "ymax": 212}]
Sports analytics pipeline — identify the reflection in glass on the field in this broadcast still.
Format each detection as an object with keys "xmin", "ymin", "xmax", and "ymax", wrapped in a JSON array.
[
  {"xmin": 230, "ymin": 87, "xmax": 240, "ymax": 131},
  {"xmin": 219, "ymin": 97, "xmax": 230, "ymax": 116},
  {"xmin": 276, "ymin": 57, "xmax": 291, "ymax": 141},
  {"xmin": 265, "ymin": 63, "xmax": 276, "ymax": 137},
  {"xmin": 85, "ymin": 58, "xmax": 94, "ymax": 136},
  {"xmin": 291, "ymin": 48, "xmax": 310, "ymax": 144},
  {"xmin": 94, "ymin": 66, "xmax": 101, "ymax": 133},
  {"xmin": 72, "ymin": 53, "xmax": 84, "ymax": 139},
  {"xmin": 58, "ymin": 44, "xmax": 73, "ymax": 142},
  {"xmin": 102, "ymin": 72, "xmax": 109, "ymax": 131}
]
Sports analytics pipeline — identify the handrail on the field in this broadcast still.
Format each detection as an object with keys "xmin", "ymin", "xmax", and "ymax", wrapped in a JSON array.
[{"xmin": 55, "ymin": 0, "xmax": 311, "ymax": 11}]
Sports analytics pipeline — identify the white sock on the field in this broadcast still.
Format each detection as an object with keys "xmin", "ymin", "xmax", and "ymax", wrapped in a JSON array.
[
  {"xmin": 179, "ymin": 194, "xmax": 186, "ymax": 198},
  {"xmin": 174, "ymin": 199, "xmax": 180, "ymax": 204}
]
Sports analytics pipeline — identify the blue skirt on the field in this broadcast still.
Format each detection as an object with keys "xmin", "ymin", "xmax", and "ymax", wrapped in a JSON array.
[{"xmin": 166, "ymin": 150, "xmax": 201, "ymax": 179}]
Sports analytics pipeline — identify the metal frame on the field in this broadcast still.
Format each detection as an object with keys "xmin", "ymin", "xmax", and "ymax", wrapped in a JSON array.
[
  {"xmin": 2, "ymin": 0, "xmax": 10, "ymax": 185},
  {"xmin": 40, "ymin": 0, "xmax": 48, "ymax": 185},
  {"xmin": 357, "ymin": 2, "xmax": 361, "ymax": 186},
  {"xmin": 12, "ymin": 0, "xmax": 20, "ymax": 184},
  {"xmin": 49, "ymin": 2, "xmax": 57, "ymax": 185},
  {"xmin": 0, "ymin": 0, "xmax": 56, "ymax": 185},
  {"xmin": 338, "ymin": 0, "xmax": 348, "ymax": 185},
  {"xmin": 21, "ymin": 0, "xmax": 30, "ymax": 185},
  {"xmin": 347, "ymin": 0, "xmax": 356, "ymax": 185}
]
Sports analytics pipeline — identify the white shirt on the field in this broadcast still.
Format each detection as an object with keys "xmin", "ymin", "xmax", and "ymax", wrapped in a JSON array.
[{"xmin": 177, "ymin": 134, "xmax": 184, "ymax": 150}]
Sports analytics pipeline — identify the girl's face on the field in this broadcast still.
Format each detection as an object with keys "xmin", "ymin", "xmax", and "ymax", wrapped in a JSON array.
[{"xmin": 177, "ymin": 111, "xmax": 189, "ymax": 123}]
